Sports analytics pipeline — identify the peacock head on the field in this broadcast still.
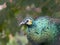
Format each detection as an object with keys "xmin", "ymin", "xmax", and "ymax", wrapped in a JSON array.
[{"xmin": 19, "ymin": 17, "xmax": 33, "ymax": 26}]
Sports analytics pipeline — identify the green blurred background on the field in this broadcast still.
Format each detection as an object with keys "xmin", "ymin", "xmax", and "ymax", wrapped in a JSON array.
[{"xmin": 0, "ymin": 0, "xmax": 60, "ymax": 45}]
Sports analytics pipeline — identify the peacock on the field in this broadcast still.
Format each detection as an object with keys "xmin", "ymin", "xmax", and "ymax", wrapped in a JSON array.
[{"xmin": 19, "ymin": 16, "xmax": 60, "ymax": 45}]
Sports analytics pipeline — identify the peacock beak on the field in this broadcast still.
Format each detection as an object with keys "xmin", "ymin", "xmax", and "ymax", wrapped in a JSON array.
[{"xmin": 19, "ymin": 21, "xmax": 25, "ymax": 26}]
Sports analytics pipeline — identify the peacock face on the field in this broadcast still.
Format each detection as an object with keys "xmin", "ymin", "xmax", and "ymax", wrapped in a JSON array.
[{"xmin": 19, "ymin": 17, "xmax": 33, "ymax": 26}]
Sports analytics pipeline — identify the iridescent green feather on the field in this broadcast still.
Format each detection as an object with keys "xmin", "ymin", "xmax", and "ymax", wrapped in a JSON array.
[{"xmin": 27, "ymin": 17, "xmax": 58, "ymax": 43}]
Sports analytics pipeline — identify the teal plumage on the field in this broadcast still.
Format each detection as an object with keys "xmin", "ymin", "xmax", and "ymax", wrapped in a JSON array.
[{"xmin": 20, "ymin": 16, "xmax": 60, "ymax": 45}]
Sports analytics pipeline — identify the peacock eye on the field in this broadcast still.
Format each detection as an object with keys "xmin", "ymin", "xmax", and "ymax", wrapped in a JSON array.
[
  {"xmin": 26, "ymin": 19, "xmax": 30, "ymax": 22},
  {"xmin": 25, "ymin": 19, "xmax": 32, "ymax": 25},
  {"xmin": 26, "ymin": 20, "xmax": 29, "ymax": 22}
]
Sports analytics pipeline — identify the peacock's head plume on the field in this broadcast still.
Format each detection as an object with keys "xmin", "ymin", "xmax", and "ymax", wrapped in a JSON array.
[{"xmin": 19, "ymin": 17, "xmax": 33, "ymax": 26}]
